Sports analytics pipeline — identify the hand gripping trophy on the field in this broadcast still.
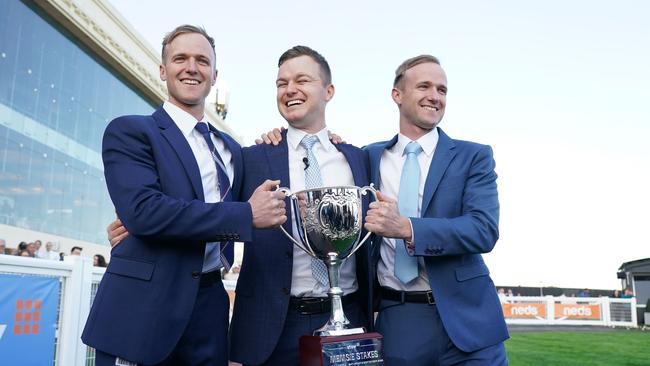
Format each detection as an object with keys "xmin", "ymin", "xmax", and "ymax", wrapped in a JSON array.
[{"xmin": 277, "ymin": 184, "xmax": 384, "ymax": 365}]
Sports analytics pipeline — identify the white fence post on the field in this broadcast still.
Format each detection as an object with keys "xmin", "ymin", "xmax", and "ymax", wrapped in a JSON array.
[
  {"xmin": 602, "ymin": 297, "xmax": 611, "ymax": 326},
  {"xmin": 546, "ymin": 295, "xmax": 555, "ymax": 324},
  {"xmin": 57, "ymin": 256, "xmax": 93, "ymax": 366}
]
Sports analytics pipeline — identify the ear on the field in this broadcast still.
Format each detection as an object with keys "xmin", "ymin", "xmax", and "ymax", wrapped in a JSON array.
[
  {"xmin": 212, "ymin": 69, "xmax": 218, "ymax": 86},
  {"xmin": 391, "ymin": 87, "xmax": 401, "ymax": 105},
  {"xmin": 160, "ymin": 64, "xmax": 167, "ymax": 81},
  {"xmin": 325, "ymin": 84, "xmax": 335, "ymax": 102}
]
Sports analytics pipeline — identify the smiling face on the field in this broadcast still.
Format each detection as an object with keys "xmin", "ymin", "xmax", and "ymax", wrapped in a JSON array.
[
  {"xmin": 276, "ymin": 55, "xmax": 334, "ymax": 133},
  {"xmin": 160, "ymin": 32, "xmax": 217, "ymax": 120},
  {"xmin": 393, "ymin": 62, "xmax": 447, "ymax": 140}
]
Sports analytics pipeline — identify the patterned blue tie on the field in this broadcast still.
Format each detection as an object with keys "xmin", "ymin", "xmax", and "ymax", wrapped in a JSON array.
[
  {"xmin": 395, "ymin": 141, "xmax": 423, "ymax": 284},
  {"xmin": 300, "ymin": 135, "xmax": 330, "ymax": 287},
  {"xmin": 195, "ymin": 122, "xmax": 232, "ymax": 272},
  {"xmin": 194, "ymin": 123, "xmax": 232, "ymax": 201}
]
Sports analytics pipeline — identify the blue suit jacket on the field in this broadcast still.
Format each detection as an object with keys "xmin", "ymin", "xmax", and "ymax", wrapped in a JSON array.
[
  {"xmin": 229, "ymin": 131, "xmax": 373, "ymax": 365},
  {"xmin": 82, "ymin": 108, "xmax": 253, "ymax": 364},
  {"xmin": 365, "ymin": 128, "xmax": 509, "ymax": 353}
]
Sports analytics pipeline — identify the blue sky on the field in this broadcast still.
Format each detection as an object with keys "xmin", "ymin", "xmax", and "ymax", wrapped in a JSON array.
[{"xmin": 108, "ymin": 0, "xmax": 649, "ymax": 290}]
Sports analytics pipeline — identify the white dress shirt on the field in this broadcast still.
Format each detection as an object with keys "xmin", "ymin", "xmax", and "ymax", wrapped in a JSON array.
[
  {"xmin": 377, "ymin": 128, "xmax": 439, "ymax": 292},
  {"xmin": 163, "ymin": 102, "xmax": 233, "ymax": 272},
  {"xmin": 286, "ymin": 125, "xmax": 358, "ymax": 297}
]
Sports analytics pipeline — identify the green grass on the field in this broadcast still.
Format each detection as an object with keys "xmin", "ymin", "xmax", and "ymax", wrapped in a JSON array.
[{"xmin": 506, "ymin": 331, "xmax": 650, "ymax": 366}]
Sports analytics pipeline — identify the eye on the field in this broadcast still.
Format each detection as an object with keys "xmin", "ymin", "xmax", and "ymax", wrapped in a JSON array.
[
  {"xmin": 276, "ymin": 81, "xmax": 287, "ymax": 88},
  {"xmin": 198, "ymin": 58, "xmax": 210, "ymax": 66},
  {"xmin": 439, "ymin": 88, "xmax": 447, "ymax": 95},
  {"xmin": 297, "ymin": 78, "xmax": 310, "ymax": 85}
]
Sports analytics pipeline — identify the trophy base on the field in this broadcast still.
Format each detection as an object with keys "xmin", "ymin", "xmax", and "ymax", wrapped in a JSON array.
[
  {"xmin": 299, "ymin": 332, "xmax": 384, "ymax": 366},
  {"xmin": 314, "ymin": 326, "xmax": 365, "ymax": 337}
]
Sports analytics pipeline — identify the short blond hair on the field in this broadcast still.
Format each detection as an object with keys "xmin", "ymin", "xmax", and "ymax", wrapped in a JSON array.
[
  {"xmin": 161, "ymin": 25, "xmax": 215, "ymax": 63},
  {"xmin": 393, "ymin": 55, "xmax": 440, "ymax": 88}
]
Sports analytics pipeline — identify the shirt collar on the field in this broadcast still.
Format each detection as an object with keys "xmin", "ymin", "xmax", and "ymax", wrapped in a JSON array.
[
  {"xmin": 286, "ymin": 125, "xmax": 333, "ymax": 152},
  {"xmin": 163, "ymin": 101, "xmax": 209, "ymax": 138},
  {"xmin": 396, "ymin": 128, "xmax": 439, "ymax": 157}
]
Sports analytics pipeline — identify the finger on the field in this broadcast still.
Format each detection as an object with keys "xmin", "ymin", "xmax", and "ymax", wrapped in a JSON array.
[
  {"xmin": 327, "ymin": 130, "xmax": 344, "ymax": 145},
  {"xmin": 262, "ymin": 133, "xmax": 272, "ymax": 145},
  {"xmin": 115, "ymin": 232, "xmax": 128, "ymax": 242},
  {"xmin": 270, "ymin": 190, "xmax": 287, "ymax": 200},
  {"xmin": 110, "ymin": 232, "xmax": 127, "ymax": 247},
  {"xmin": 382, "ymin": 194, "xmax": 397, "ymax": 204},
  {"xmin": 364, "ymin": 222, "xmax": 379, "ymax": 232},
  {"xmin": 368, "ymin": 201, "xmax": 381, "ymax": 209},
  {"xmin": 364, "ymin": 211, "xmax": 378, "ymax": 223},
  {"xmin": 107, "ymin": 219, "xmax": 120, "ymax": 231},
  {"xmin": 255, "ymin": 138, "xmax": 263, "ymax": 145},
  {"xmin": 275, "ymin": 200, "xmax": 285, "ymax": 209},
  {"xmin": 258, "ymin": 179, "xmax": 281, "ymax": 192},
  {"xmin": 271, "ymin": 128, "xmax": 283, "ymax": 145},
  {"xmin": 365, "ymin": 206, "xmax": 379, "ymax": 215},
  {"xmin": 111, "ymin": 225, "xmax": 127, "ymax": 236}
]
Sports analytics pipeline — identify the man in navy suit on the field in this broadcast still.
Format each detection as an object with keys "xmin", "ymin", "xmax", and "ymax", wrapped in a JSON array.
[
  {"xmin": 364, "ymin": 55, "xmax": 509, "ymax": 365},
  {"xmin": 228, "ymin": 46, "xmax": 373, "ymax": 366},
  {"xmin": 82, "ymin": 25, "xmax": 286, "ymax": 366}
]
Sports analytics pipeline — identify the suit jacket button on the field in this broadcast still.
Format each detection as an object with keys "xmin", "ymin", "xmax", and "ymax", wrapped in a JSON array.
[
  {"xmin": 286, "ymin": 251, "xmax": 291, "ymax": 259},
  {"xmin": 282, "ymin": 287, "xmax": 290, "ymax": 295},
  {"xmin": 191, "ymin": 271, "xmax": 200, "ymax": 279}
]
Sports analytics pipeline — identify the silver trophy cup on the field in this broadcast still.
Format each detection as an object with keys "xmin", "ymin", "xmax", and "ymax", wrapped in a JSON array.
[{"xmin": 276, "ymin": 185, "xmax": 377, "ymax": 336}]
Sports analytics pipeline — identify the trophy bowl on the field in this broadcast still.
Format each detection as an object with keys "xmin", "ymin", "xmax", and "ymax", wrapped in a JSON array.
[{"xmin": 276, "ymin": 184, "xmax": 377, "ymax": 336}]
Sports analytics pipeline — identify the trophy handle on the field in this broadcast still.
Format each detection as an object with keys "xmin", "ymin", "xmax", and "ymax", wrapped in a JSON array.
[
  {"xmin": 345, "ymin": 183, "xmax": 379, "ymax": 258},
  {"xmin": 275, "ymin": 186, "xmax": 317, "ymax": 257}
]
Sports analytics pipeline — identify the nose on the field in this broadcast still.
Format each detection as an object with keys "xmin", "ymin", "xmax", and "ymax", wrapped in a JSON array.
[
  {"xmin": 427, "ymin": 89, "xmax": 441, "ymax": 104},
  {"xmin": 285, "ymin": 80, "xmax": 298, "ymax": 95},
  {"xmin": 185, "ymin": 58, "xmax": 198, "ymax": 73}
]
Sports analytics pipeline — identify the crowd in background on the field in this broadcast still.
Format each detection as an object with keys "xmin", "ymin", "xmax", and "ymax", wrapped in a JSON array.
[{"xmin": 0, "ymin": 238, "xmax": 107, "ymax": 267}]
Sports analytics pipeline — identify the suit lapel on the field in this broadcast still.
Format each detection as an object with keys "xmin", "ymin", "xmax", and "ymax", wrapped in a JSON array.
[
  {"xmin": 421, "ymin": 128, "xmax": 456, "ymax": 214},
  {"xmin": 155, "ymin": 108, "xmax": 204, "ymax": 201},
  {"xmin": 367, "ymin": 135, "xmax": 398, "ymax": 189},
  {"xmin": 365, "ymin": 136, "xmax": 398, "ymax": 266},
  {"xmin": 334, "ymin": 144, "xmax": 364, "ymax": 186},
  {"xmin": 210, "ymin": 126, "xmax": 243, "ymax": 200},
  {"xmin": 266, "ymin": 130, "xmax": 293, "ymax": 236}
]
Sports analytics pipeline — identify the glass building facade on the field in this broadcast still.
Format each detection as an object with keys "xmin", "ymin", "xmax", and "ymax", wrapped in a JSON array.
[{"xmin": 0, "ymin": 1, "xmax": 155, "ymax": 244}]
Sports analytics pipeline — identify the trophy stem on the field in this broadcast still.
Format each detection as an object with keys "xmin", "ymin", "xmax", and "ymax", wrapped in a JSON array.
[{"xmin": 314, "ymin": 253, "xmax": 363, "ymax": 336}]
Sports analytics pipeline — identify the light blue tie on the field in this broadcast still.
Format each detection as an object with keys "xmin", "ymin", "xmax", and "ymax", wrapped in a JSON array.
[
  {"xmin": 300, "ymin": 135, "xmax": 330, "ymax": 287},
  {"xmin": 395, "ymin": 141, "xmax": 423, "ymax": 284}
]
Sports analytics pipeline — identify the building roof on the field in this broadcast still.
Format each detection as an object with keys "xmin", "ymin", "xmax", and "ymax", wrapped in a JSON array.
[{"xmin": 618, "ymin": 258, "xmax": 650, "ymax": 272}]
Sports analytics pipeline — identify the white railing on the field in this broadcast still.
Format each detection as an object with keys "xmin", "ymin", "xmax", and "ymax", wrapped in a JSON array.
[
  {"xmin": 0, "ymin": 255, "xmax": 237, "ymax": 366},
  {"xmin": 1, "ymin": 256, "xmax": 640, "ymax": 365},
  {"xmin": 500, "ymin": 295, "xmax": 638, "ymax": 327},
  {"xmin": 0, "ymin": 255, "xmax": 101, "ymax": 366}
]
